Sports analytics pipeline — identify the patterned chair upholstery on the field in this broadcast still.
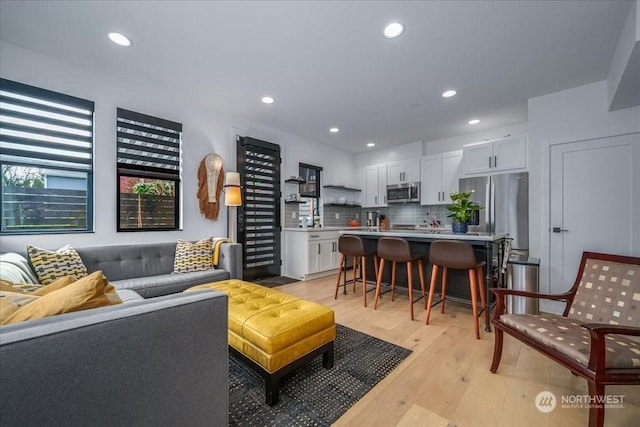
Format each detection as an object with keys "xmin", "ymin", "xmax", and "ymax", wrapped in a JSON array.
[{"xmin": 490, "ymin": 252, "xmax": 640, "ymax": 427}]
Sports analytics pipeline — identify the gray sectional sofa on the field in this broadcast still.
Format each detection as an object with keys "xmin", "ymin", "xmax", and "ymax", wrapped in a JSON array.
[
  {"xmin": 75, "ymin": 241, "xmax": 242, "ymax": 298},
  {"xmin": 0, "ymin": 240, "xmax": 242, "ymax": 426}
]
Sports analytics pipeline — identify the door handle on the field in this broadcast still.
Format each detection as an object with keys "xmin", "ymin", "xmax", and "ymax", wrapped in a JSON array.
[
  {"xmin": 494, "ymin": 155, "xmax": 497, "ymax": 168},
  {"xmin": 552, "ymin": 227, "xmax": 569, "ymax": 233}
]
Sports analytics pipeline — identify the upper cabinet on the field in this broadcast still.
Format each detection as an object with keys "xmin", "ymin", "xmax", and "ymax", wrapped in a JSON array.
[
  {"xmin": 387, "ymin": 159, "xmax": 421, "ymax": 185},
  {"xmin": 420, "ymin": 150, "xmax": 463, "ymax": 205},
  {"xmin": 363, "ymin": 164, "xmax": 388, "ymax": 207},
  {"xmin": 462, "ymin": 135, "xmax": 527, "ymax": 175}
]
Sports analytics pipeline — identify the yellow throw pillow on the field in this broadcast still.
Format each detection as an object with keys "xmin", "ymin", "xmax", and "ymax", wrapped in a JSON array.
[
  {"xmin": 32, "ymin": 276, "xmax": 77, "ymax": 296},
  {"xmin": 173, "ymin": 238, "xmax": 214, "ymax": 273},
  {"xmin": 27, "ymin": 244, "xmax": 88, "ymax": 285},
  {"xmin": 0, "ymin": 291, "xmax": 40, "ymax": 323},
  {"xmin": 1, "ymin": 271, "xmax": 122, "ymax": 325}
]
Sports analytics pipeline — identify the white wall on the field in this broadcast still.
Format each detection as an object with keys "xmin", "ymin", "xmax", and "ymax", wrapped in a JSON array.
[
  {"xmin": 528, "ymin": 80, "xmax": 640, "ymax": 309},
  {"xmin": 0, "ymin": 42, "xmax": 355, "ymax": 253}
]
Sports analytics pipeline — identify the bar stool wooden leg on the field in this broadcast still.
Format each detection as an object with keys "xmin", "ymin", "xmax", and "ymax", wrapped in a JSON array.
[
  {"xmin": 468, "ymin": 269, "xmax": 480, "ymax": 339},
  {"xmin": 362, "ymin": 256, "xmax": 367, "ymax": 307},
  {"xmin": 425, "ymin": 264, "xmax": 439, "ymax": 324},
  {"xmin": 334, "ymin": 254, "xmax": 346, "ymax": 299},
  {"xmin": 391, "ymin": 261, "xmax": 397, "ymax": 301},
  {"xmin": 441, "ymin": 267, "xmax": 448, "ymax": 314},
  {"xmin": 418, "ymin": 259, "xmax": 427, "ymax": 309},
  {"xmin": 374, "ymin": 258, "xmax": 386, "ymax": 309},
  {"xmin": 477, "ymin": 266, "xmax": 487, "ymax": 319},
  {"xmin": 407, "ymin": 261, "xmax": 414, "ymax": 320},
  {"xmin": 352, "ymin": 257, "xmax": 358, "ymax": 293}
]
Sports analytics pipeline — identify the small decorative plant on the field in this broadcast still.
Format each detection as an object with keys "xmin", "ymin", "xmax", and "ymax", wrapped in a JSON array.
[{"xmin": 447, "ymin": 191, "xmax": 482, "ymax": 226}]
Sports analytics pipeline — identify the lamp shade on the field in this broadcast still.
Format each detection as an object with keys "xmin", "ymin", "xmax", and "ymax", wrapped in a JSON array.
[
  {"xmin": 225, "ymin": 186, "xmax": 242, "ymax": 206},
  {"xmin": 224, "ymin": 172, "xmax": 242, "ymax": 207}
]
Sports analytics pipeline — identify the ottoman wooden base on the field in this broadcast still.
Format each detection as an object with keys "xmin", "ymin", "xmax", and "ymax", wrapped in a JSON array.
[{"xmin": 186, "ymin": 279, "xmax": 336, "ymax": 406}]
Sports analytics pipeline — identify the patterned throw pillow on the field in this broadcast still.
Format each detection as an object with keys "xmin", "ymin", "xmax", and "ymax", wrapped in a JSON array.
[
  {"xmin": 173, "ymin": 238, "xmax": 214, "ymax": 273},
  {"xmin": 27, "ymin": 245, "xmax": 88, "ymax": 285}
]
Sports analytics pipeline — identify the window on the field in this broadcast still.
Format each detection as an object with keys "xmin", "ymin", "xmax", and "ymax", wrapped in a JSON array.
[
  {"xmin": 0, "ymin": 79, "xmax": 94, "ymax": 234},
  {"xmin": 116, "ymin": 108, "xmax": 182, "ymax": 231}
]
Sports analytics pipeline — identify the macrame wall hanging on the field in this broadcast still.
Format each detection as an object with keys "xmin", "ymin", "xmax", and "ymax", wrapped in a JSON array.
[{"xmin": 197, "ymin": 153, "xmax": 224, "ymax": 220}]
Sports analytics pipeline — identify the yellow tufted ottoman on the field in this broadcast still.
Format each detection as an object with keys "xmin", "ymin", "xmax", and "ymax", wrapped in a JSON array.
[{"xmin": 186, "ymin": 279, "xmax": 336, "ymax": 405}]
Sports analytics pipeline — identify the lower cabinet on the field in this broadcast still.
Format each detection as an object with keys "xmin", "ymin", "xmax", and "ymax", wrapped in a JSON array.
[{"xmin": 285, "ymin": 230, "xmax": 340, "ymax": 280}]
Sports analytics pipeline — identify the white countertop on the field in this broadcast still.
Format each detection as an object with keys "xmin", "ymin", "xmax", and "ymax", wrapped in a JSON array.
[
  {"xmin": 284, "ymin": 226, "xmax": 507, "ymax": 241},
  {"xmin": 339, "ymin": 227, "xmax": 508, "ymax": 242}
]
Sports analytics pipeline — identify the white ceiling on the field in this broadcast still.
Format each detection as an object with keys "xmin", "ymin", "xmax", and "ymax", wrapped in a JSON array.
[{"xmin": 0, "ymin": 1, "xmax": 633, "ymax": 153}]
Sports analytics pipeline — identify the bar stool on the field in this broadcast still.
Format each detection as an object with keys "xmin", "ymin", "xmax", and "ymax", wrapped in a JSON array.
[
  {"xmin": 425, "ymin": 240, "xmax": 487, "ymax": 339},
  {"xmin": 334, "ymin": 235, "xmax": 379, "ymax": 307},
  {"xmin": 373, "ymin": 237, "xmax": 426, "ymax": 320}
]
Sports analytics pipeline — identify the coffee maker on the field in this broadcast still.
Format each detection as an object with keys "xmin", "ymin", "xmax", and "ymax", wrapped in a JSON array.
[{"xmin": 366, "ymin": 211, "xmax": 379, "ymax": 227}]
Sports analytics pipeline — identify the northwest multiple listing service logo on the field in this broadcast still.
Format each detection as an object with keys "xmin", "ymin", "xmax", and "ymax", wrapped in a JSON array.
[
  {"xmin": 535, "ymin": 390, "xmax": 625, "ymax": 413},
  {"xmin": 535, "ymin": 391, "xmax": 557, "ymax": 413}
]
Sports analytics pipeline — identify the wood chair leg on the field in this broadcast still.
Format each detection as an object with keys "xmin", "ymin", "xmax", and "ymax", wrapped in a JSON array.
[
  {"xmin": 418, "ymin": 259, "xmax": 426, "ymax": 309},
  {"xmin": 374, "ymin": 258, "xmax": 386, "ymax": 310},
  {"xmin": 334, "ymin": 254, "xmax": 345, "ymax": 299},
  {"xmin": 425, "ymin": 264, "xmax": 438, "ymax": 325},
  {"xmin": 362, "ymin": 256, "xmax": 368, "ymax": 307},
  {"xmin": 587, "ymin": 380, "xmax": 605, "ymax": 427},
  {"xmin": 469, "ymin": 269, "xmax": 480, "ymax": 339},
  {"xmin": 352, "ymin": 257, "xmax": 358, "ymax": 293},
  {"xmin": 490, "ymin": 327, "xmax": 504, "ymax": 373},
  {"xmin": 373, "ymin": 254, "xmax": 379, "ymax": 278},
  {"xmin": 407, "ymin": 261, "xmax": 414, "ymax": 320},
  {"xmin": 441, "ymin": 267, "xmax": 448, "ymax": 314},
  {"xmin": 391, "ymin": 261, "xmax": 397, "ymax": 301},
  {"xmin": 477, "ymin": 266, "xmax": 486, "ymax": 312}
]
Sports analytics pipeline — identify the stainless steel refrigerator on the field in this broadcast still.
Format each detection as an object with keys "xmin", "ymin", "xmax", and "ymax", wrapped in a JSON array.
[{"xmin": 459, "ymin": 172, "xmax": 529, "ymax": 253}]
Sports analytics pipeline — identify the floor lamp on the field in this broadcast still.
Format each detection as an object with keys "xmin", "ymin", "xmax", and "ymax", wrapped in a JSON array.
[{"xmin": 224, "ymin": 172, "xmax": 242, "ymax": 241}]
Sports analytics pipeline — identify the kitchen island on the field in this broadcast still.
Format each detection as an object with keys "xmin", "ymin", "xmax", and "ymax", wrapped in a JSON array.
[{"xmin": 340, "ymin": 227, "xmax": 508, "ymax": 331}]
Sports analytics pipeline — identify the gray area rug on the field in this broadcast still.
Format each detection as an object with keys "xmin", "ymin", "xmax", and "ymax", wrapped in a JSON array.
[{"xmin": 229, "ymin": 324, "xmax": 412, "ymax": 426}]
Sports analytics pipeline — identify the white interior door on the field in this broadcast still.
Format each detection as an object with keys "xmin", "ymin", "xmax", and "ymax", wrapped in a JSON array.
[{"xmin": 548, "ymin": 133, "xmax": 640, "ymax": 312}]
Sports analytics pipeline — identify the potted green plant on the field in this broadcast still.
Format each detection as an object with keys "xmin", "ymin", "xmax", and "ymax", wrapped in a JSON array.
[{"xmin": 447, "ymin": 190, "xmax": 482, "ymax": 234}]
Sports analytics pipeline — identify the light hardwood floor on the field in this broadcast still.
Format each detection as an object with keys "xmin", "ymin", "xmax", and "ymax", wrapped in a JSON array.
[{"xmin": 274, "ymin": 275, "xmax": 640, "ymax": 427}]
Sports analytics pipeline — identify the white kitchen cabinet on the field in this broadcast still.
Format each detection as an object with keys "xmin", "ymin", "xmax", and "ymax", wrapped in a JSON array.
[
  {"xmin": 363, "ymin": 164, "xmax": 387, "ymax": 207},
  {"xmin": 387, "ymin": 159, "xmax": 420, "ymax": 185},
  {"xmin": 463, "ymin": 135, "xmax": 527, "ymax": 175},
  {"xmin": 420, "ymin": 150, "xmax": 463, "ymax": 205},
  {"xmin": 284, "ymin": 230, "xmax": 340, "ymax": 280}
]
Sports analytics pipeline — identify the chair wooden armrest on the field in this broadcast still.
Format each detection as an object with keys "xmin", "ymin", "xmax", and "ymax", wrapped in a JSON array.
[
  {"xmin": 490, "ymin": 287, "xmax": 573, "ymax": 319},
  {"xmin": 581, "ymin": 324, "xmax": 640, "ymax": 373}
]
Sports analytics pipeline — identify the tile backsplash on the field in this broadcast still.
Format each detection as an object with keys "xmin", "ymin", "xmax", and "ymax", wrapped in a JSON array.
[{"xmin": 285, "ymin": 202, "xmax": 452, "ymax": 228}]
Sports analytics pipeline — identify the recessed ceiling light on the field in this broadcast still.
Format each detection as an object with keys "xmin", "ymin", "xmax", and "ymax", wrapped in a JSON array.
[
  {"xmin": 108, "ymin": 32, "xmax": 132, "ymax": 47},
  {"xmin": 383, "ymin": 22, "xmax": 405, "ymax": 39},
  {"xmin": 442, "ymin": 90, "xmax": 457, "ymax": 98},
  {"xmin": 329, "ymin": 127, "xmax": 339, "ymax": 133},
  {"xmin": 261, "ymin": 96, "xmax": 274, "ymax": 104},
  {"xmin": 468, "ymin": 119, "xmax": 480, "ymax": 125},
  {"xmin": 367, "ymin": 142, "xmax": 375, "ymax": 147}
]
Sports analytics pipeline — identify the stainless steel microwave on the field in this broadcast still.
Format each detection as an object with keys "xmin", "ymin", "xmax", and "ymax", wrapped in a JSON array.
[{"xmin": 386, "ymin": 182, "xmax": 420, "ymax": 204}]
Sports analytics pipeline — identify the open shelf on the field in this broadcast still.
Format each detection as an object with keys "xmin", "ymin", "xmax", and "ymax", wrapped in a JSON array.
[
  {"xmin": 285, "ymin": 178, "xmax": 306, "ymax": 183},
  {"xmin": 285, "ymin": 200, "xmax": 305, "ymax": 204},
  {"xmin": 323, "ymin": 203, "xmax": 361, "ymax": 208},
  {"xmin": 322, "ymin": 185, "xmax": 361, "ymax": 192}
]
